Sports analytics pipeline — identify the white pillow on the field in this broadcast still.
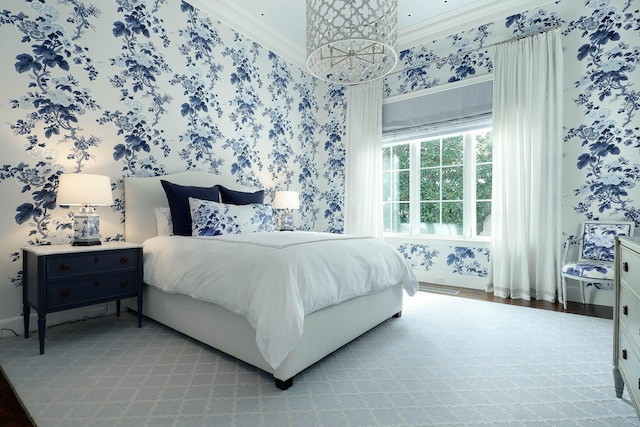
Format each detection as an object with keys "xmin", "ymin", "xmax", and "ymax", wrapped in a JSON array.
[
  {"xmin": 188, "ymin": 197, "xmax": 273, "ymax": 236},
  {"xmin": 154, "ymin": 207, "xmax": 173, "ymax": 236}
]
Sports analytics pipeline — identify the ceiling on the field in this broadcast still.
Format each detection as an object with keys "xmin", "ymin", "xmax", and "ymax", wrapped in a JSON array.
[{"xmin": 188, "ymin": 0, "xmax": 554, "ymax": 69}]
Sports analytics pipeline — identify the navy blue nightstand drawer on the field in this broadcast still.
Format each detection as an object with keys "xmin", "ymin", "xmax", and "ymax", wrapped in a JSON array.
[
  {"xmin": 46, "ymin": 249, "xmax": 138, "ymax": 279},
  {"xmin": 47, "ymin": 272, "xmax": 138, "ymax": 310}
]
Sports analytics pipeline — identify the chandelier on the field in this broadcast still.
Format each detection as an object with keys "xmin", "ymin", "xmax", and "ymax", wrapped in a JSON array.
[{"xmin": 306, "ymin": 0, "xmax": 398, "ymax": 85}]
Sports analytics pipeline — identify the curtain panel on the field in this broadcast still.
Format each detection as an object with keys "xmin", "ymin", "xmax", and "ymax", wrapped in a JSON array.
[
  {"xmin": 488, "ymin": 29, "xmax": 564, "ymax": 302},
  {"xmin": 344, "ymin": 80, "xmax": 383, "ymax": 237}
]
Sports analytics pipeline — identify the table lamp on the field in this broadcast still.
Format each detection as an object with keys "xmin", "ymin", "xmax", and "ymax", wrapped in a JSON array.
[
  {"xmin": 56, "ymin": 173, "xmax": 113, "ymax": 246},
  {"xmin": 272, "ymin": 191, "xmax": 300, "ymax": 231}
]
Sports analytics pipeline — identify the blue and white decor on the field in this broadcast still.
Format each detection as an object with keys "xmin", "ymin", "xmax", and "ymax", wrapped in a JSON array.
[
  {"xmin": 383, "ymin": 0, "xmax": 640, "ymax": 299},
  {"xmin": 189, "ymin": 198, "xmax": 273, "ymax": 236},
  {"xmin": 0, "ymin": 0, "xmax": 639, "ymax": 329}
]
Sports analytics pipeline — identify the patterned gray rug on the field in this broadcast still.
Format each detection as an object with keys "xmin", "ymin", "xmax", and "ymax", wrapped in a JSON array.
[{"xmin": 0, "ymin": 292, "xmax": 637, "ymax": 426}]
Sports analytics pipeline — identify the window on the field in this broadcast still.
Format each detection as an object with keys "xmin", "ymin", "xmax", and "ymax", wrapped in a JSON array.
[{"xmin": 382, "ymin": 127, "xmax": 492, "ymax": 238}]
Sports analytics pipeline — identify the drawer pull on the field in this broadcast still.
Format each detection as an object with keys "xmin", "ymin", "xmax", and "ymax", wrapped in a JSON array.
[
  {"xmin": 623, "ymin": 261, "xmax": 629, "ymax": 272},
  {"xmin": 623, "ymin": 349, "xmax": 628, "ymax": 360},
  {"xmin": 120, "ymin": 280, "xmax": 129, "ymax": 288},
  {"xmin": 120, "ymin": 256, "xmax": 129, "ymax": 264},
  {"xmin": 60, "ymin": 289, "xmax": 70, "ymax": 298},
  {"xmin": 60, "ymin": 263, "xmax": 70, "ymax": 271},
  {"xmin": 624, "ymin": 305, "xmax": 629, "ymax": 316}
]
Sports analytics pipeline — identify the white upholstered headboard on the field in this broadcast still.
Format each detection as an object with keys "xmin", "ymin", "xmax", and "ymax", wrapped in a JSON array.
[{"xmin": 124, "ymin": 171, "xmax": 258, "ymax": 244}]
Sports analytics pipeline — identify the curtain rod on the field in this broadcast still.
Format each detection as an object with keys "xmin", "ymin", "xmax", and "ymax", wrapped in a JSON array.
[{"xmin": 388, "ymin": 25, "xmax": 561, "ymax": 77}]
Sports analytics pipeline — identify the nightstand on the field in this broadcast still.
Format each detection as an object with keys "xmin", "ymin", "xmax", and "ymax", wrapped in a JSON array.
[{"xmin": 22, "ymin": 241, "xmax": 143, "ymax": 354}]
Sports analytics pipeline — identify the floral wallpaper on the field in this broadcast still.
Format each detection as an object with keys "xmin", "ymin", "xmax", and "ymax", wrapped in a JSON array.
[
  {"xmin": 0, "ymin": 0, "xmax": 638, "ymax": 327},
  {"xmin": 0, "ymin": 0, "xmax": 344, "ymax": 326},
  {"xmin": 383, "ymin": 0, "xmax": 640, "ymax": 300}
]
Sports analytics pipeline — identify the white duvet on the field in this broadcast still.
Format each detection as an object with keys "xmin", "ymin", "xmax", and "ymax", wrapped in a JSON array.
[{"xmin": 143, "ymin": 231, "xmax": 418, "ymax": 369}]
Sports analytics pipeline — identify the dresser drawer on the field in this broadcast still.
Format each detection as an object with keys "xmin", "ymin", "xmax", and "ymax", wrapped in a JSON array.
[
  {"xmin": 620, "ymin": 245, "xmax": 640, "ymax": 287},
  {"xmin": 46, "ymin": 272, "xmax": 138, "ymax": 310},
  {"xmin": 620, "ymin": 284, "xmax": 640, "ymax": 342},
  {"xmin": 619, "ymin": 327, "xmax": 640, "ymax": 404},
  {"xmin": 46, "ymin": 249, "xmax": 138, "ymax": 279}
]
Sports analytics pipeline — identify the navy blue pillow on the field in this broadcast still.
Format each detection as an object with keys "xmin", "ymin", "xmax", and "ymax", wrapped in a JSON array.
[
  {"xmin": 219, "ymin": 185, "xmax": 264, "ymax": 205},
  {"xmin": 160, "ymin": 180, "xmax": 220, "ymax": 236}
]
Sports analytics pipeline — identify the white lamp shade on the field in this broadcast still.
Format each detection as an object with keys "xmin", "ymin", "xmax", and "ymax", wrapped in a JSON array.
[
  {"xmin": 57, "ymin": 173, "xmax": 113, "ymax": 206},
  {"xmin": 272, "ymin": 191, "xmax": 300, "ymax": 210}
]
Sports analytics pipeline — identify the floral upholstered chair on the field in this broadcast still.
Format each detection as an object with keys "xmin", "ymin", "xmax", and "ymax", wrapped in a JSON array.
[{"xmin": 560, "ymin": 221, "xmax": 635, "ymax": 309}]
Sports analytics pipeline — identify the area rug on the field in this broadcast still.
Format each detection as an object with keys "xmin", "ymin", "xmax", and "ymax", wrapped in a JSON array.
[{"xmin": 0, "ymin": 292, "xmax": 637, "ymax": 426}]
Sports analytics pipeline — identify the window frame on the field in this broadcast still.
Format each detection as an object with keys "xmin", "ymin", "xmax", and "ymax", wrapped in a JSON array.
[{"xmin": 382, "ymin": 126, "xmax": 492, "ymax": 241}]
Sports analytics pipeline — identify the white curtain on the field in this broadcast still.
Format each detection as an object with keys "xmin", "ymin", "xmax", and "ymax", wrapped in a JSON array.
[
  {"xmin": 344, "ymin": 80, "xmax": 383, "ymax": 237},
  {"xmin": 488, "ymin": 29, "xmax": 563, "ymax": 302}
]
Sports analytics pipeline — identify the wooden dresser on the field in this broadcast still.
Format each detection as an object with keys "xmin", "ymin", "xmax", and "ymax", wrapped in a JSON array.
[{"xmin": 613, "ymin": 235, "xmax": 640, "ymax": 418}]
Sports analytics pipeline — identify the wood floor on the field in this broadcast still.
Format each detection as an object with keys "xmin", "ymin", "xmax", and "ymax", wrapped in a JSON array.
[
  {"xmin": 428, "ymin": 283, "xmax": 614, "ymax": 319},
  {"xmin": 0, "ymin": 284, "xmax": 613, "ymax": 426}
]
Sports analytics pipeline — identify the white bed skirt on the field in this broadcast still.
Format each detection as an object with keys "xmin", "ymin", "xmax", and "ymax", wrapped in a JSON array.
[{"xmin": 127, "ymin": 283, "xmax": 403, "ymax": 385}]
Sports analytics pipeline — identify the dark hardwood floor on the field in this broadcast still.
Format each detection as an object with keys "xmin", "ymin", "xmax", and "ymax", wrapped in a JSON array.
[
  {"xmin": 0, "ymin": 284, "xmax": 612, "ymax": 426},
  {"xmin": 422, "ymin": 283, "xmax": 614, "ymax": 319},
  {"xmin": 0, "ymin": 368, "xmax": 32, "ymax": 427}
]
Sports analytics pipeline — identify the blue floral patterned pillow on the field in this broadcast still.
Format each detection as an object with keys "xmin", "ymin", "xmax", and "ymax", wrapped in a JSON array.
[{"xmin": 188, "ymin": 197, "xmax": 273, "ymax": 236}]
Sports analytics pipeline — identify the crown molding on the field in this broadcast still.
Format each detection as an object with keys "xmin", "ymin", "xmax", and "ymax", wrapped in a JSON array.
[
  {"xmin": 398, "ymin": 0, "xmax": 558, "ymax": 50},
  {"xmin": 188, "ymin": 0, "xmax": 558, "ymax": 72},
  {"xmin": 187, "ymin": 0, "xmax": 308, "ymax": 69}
]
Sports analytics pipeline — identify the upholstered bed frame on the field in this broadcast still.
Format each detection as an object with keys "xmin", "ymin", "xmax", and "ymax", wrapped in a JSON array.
[{"xmin": 124, "ymin": 171, "xmax": 403, "ymax": 389}]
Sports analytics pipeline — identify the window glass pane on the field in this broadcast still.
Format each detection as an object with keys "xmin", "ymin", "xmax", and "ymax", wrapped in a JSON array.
[
  {"xmin": 420, "ymin": 139, "xmax": 440, "ymax": 167},
  {"xmin": 476, "ymin": 130, "xmax": 493, "ymax": 163},
  {"xmin": 442, "ymin": 201, "xmax": 463, "ymax": 236},
  {"xmin": 383, "ymin": 203, "xmax": 391, "ymax": 232},
  {"xmin": 476, "ymin": 201, "xmax": 492, "ymax": 236},
  {"xmin": 396, "ymin": 202, "xmax": 410, "ymax": 232},
  {"xmin": 476, "ymin": 164, "xmax": 492, "ymax": 200},
  {"xmin": 382, "ymin": 147, "xmax": 391, "ymax": 171},
  {"xmin": 391, "ymin": 170, "xmax": 410, "ymax": 201},
  {"xmin": 384, "ymin": 202, "xmax": 410, "ymax": 233},
  {"xmin": 442, "ymin": 135, "xmax": 463, "ymax": 166},
  {"xmin": 442, "ymin": 166, "xmax": 463, "ymax": 200},
  {"xmin": 419, "ymin": 202, "xmax": 440, "ymax": 234},
  {"xmin": 393, "ymin": 144, "xmax": 410, "ymax": 169},
  {"xmin": 420, "ymin": 168, "xmax": 440, "ymax": 201},
  {"xmin": 382, "ymin": 171, "xmax": 391, "ymax": 201}
]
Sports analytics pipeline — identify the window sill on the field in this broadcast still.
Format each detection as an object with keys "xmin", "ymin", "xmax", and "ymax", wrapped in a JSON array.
[{"xmin": 383, "ymin": 233, "xmax": 490, "ymax": 247}]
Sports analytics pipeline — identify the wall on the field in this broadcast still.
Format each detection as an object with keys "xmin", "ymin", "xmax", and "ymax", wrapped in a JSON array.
[
  {"xmin": 0, "ymin": 0, "xmax": 346, "ymax": 333},
  {"xmin": 1, "ymin": 1, "xmax": 638, "ymax": 333},
  {"xmin": 383, "ymin": 0, "xmax": 640, "ymax": 306}
]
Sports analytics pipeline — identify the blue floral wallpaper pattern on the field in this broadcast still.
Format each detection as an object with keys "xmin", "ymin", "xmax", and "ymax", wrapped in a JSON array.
[
  {"xmin": 0, "ymin": 0, "xmax": 639, "ymax": 324},
  {"xmin": 0, "ymin": 0, "xmax": 344, "ymax": 322}
]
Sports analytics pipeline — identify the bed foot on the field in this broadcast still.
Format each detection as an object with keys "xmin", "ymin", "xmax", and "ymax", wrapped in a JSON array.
[
  {"xmin": 392, "ymin": 311, "xmax": 402, "ymax": 318},
  {"xmin": 275, "ymin": 377, "xmax": 293, "ymax": 390}
]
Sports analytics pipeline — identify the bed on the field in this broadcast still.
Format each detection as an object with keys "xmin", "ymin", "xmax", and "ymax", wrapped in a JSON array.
[{"xmin": 124, "ymin": 171, "xmax": 418, "ymax": 389}]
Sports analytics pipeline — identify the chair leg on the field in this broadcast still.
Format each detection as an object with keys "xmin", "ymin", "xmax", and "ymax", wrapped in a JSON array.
[
  {"xmin": 580, "ymin": 281, "xmax": 586, "ymax": 305},
  {"xmin": 562, "ymin": 277, "xmax": 567, "ymax": 310}
]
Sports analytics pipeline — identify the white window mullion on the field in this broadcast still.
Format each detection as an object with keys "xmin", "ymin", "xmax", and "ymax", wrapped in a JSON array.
[
  {"xmin": 463, "ymin": 132, "xmax": 476, "ymax": 238},
  {"xmin": 410, "ymin": 141, "xmax": 421, "ymax": 235}
]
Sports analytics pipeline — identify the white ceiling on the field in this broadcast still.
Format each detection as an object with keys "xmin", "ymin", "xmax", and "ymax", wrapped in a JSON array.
[{"xmin": 188, "ymin": 0, "xmax": 555, "ymax": 69}]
